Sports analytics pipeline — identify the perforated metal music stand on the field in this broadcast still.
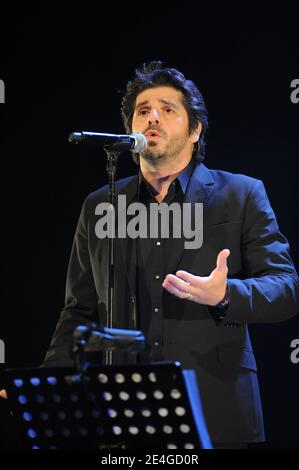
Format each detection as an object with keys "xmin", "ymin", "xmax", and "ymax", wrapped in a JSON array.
[{"xmin": 3, "ymin": 361, "xmax": 212, "ymax": 449}]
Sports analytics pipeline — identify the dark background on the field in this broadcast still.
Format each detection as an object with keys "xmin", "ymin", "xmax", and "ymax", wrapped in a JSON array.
[{"xmin": 0, "ymin": 5, "xmax": 298, "ymax": 448}]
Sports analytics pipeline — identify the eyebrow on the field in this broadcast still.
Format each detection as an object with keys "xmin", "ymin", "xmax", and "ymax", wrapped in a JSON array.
[{"xmin": 135, "ymin": 98, "xmax": 179, "ymax": 111}]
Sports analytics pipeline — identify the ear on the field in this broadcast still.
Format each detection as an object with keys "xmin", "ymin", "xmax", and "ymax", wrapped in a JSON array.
[{"xmin": 191, "ymin": 122, "xmax": 202, "ymax": 144}]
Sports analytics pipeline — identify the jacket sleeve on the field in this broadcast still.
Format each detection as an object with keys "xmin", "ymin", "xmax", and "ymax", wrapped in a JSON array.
[
  {"xmin": 42, "ymin": 197, "xmax": 99, "ymax": 366},
  {"xmin": 224, "ymin": 179, "xmax": 299, "ymax": 324}
]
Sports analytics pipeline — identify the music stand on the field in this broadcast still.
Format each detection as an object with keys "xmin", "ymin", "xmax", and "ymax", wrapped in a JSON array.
[{"xmin": 3, "ymin": 361, "xmax": 212, "ymax": 449}]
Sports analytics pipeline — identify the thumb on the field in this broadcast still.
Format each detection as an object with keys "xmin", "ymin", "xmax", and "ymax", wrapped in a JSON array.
[{"xmin": 216, "ymin": 249, "xmax": 230, "ymax": 273}]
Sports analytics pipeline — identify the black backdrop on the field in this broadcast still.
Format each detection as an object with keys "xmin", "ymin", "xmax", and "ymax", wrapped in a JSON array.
[{"xmin": 0, "ymin": 5, "xmax": 298, "ymax": 448}]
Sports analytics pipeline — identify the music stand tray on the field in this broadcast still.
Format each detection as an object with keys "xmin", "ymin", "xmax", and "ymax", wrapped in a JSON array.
[{"xmin": 3, "ymin": 361, "xmax": 212, "ymax": 449}]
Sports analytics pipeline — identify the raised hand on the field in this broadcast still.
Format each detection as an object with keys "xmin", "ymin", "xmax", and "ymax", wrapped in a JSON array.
[{"xmin": 162, "ymin": 249, "xmax": 230, "ymax": 306}]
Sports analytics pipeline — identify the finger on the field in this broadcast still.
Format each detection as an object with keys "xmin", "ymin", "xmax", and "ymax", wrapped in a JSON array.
[
  {"xmin": 216, "ymin": 249, "xmax": 230, "ymax": 272},
  {"xmin": 163, "ymin": 274, "xmax": 191, "ymax": 294},
  {"xmin": 175, "ymin": 270, "xmax": 198, "ymax": 285},
  {"xmin": 0, "ymin": 389, "xmax": 8, "ymax": 399},
  {"xmin": 162, "ymin": 281, "xmax": 190, "ymax": 299}
]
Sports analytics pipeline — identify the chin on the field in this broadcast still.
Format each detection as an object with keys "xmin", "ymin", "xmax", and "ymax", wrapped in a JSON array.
[
  {"xmin": 142, "ymin": 141, "xmax": 165, "ymax": 160},
  {"xmin": 142, "ymin": 150, "xmax": 164, "ymax": 162}
]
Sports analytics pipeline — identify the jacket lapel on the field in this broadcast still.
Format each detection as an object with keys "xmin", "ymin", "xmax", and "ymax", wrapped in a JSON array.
[
  {"xmin": 115, "ymin": 162, "xmax": 216, "ymax": 292},
  {"xmin": 166, "ymin": 162, "xmax": 215, "ymax": 274}
]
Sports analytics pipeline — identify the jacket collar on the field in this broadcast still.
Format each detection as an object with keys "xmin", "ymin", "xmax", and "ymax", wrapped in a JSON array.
[{"xmin": 118, "ymin": 161, "xmax": 215, "ymax": 203}]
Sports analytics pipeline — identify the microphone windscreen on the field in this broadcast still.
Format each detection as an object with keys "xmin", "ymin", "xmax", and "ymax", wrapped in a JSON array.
[
  {"xmin": 131, "ymin": 132, "xmax": 147, "ymax": 153},
  {"xmin": 68, "ymin": 132, "xmax": 84, "ymax": 143}
]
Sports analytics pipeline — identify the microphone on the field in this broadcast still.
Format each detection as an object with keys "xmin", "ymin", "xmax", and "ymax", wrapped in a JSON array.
[{"xmin": 68, "ymin": 131, "xmax": 147, "ymax": 153}]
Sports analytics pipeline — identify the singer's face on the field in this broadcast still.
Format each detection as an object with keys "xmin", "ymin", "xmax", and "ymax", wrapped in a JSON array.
[{"xmin": 132, "ymin": 86, "xmax": 199, "ymax": 164}]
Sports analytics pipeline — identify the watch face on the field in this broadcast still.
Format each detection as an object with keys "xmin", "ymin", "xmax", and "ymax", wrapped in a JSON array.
[
  {"xmin": 217, "ymin": 297, "xmax": 229, "ymax": 315},
  {"xmin": 218, "ymin": 288, "xmax": 230, "ymax": 310}
]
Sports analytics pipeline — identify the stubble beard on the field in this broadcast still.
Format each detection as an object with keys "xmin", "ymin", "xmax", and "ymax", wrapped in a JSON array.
[
  {"xmin": 140, "ymin": 133, "xmax": 190, "ymax": 166},
  {"xmin": 141, "ymin": 141, "xmax": 164, "ymax": 164}
]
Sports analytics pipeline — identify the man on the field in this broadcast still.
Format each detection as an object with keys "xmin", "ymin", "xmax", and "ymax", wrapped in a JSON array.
[{"xmin": 4, "ymin": 61, "xmax": 298, "ymax": 448}]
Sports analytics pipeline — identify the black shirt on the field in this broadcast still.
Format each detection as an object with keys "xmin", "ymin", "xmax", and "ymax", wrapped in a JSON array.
[{"xmin": 135, "ymin": 159, "xmax": 195, "ymax": 361}]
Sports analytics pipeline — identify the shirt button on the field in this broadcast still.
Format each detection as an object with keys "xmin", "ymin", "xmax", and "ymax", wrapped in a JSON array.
[
  {"xmin": 155, "ymin": 275, "xmax": 160, "ymax": 280},
  {"xmin": 156, "ymin": 241, "xmax": 161, "ymax": 246},
  {"xmin": 154, "ymin": 308, "xmax": 159, "ymax": 313}
]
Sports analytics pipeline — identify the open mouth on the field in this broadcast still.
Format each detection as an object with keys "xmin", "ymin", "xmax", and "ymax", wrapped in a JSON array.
[{"xmin": 145, "ymin": 130, "xmax": 161, "ymax": 139}]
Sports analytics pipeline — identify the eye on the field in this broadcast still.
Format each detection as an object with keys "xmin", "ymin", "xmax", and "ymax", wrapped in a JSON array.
[
  {"xmin": 139, "ymin": 109, "xmax": 148, "ymax": 116},
  {"xmin": 165, "ymin": 108, "xmax": 173, "ymax": 113}
]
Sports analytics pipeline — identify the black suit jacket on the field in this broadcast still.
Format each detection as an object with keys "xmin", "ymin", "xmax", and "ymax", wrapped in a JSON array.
[{"xmin": 43, "ymin": 162, "xmax": 299, "ymax": 444}]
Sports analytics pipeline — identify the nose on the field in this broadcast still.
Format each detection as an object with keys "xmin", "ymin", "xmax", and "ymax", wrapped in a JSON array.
[{"xmin": 148, "ymin": 108, "xmax": 160, "ymax": 126}]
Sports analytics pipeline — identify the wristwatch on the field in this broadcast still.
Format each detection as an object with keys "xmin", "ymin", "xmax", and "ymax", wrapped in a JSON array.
[
  {"xmin": 215, "ymin": 285, "xmax": 230, "ymax": 310},
  {"xmin": 213, "ymin": 285, "xmax": 230, "ymax": 321}
]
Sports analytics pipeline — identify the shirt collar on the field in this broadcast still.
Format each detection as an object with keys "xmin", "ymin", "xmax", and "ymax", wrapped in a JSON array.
[
  {"xmin": 139, "ymin": 157, "xmax": 195, "ymax": 196},
  {"xmin": 176, "ymin": 157, "xmax": 195, "ymax": 194}
]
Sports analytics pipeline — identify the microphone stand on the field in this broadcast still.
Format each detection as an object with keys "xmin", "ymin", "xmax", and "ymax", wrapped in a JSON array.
[
  {"xmin": 68, "ymin": 131, "xmax": 147, "ymax": 366},
  {"xmin": 103, "ymin": 146, "xmax": 119, "ymax": 366}
]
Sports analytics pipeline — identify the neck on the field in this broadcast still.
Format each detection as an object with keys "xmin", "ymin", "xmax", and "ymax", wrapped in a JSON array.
[
  {"xmin": 140, "ymin": 155, "xmax": 192, "ymax": 193},
  {"xmin": 140, "ymin": 155, "xmax": 192, "ymax": 202}
]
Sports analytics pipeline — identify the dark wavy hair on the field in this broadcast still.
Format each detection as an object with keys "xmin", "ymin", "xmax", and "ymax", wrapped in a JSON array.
[{"xmin": 121, "ymin": 61, "xmax": 208, "ymax": 163}]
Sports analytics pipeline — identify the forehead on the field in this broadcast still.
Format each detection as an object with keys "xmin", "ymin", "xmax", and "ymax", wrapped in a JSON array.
[{"xmin": 135, "ymin": 86, "xmax": 184, "ymax": 107}]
